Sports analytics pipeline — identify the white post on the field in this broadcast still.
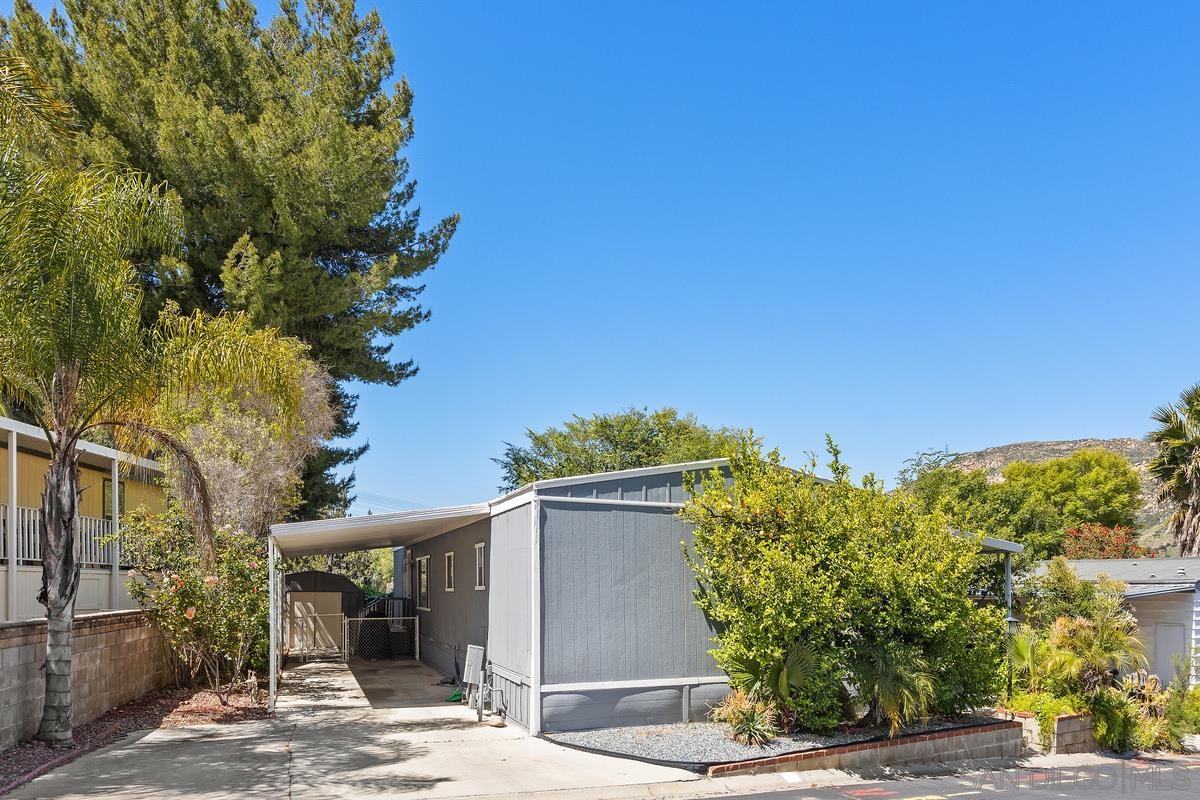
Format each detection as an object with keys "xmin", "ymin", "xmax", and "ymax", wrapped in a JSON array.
[
  {"xmin": 268, "ymin": 536, "xmax": 278, "ymax": 712},
  {"xmin": 109, "ymin": 457, "xmax": 120, "ymax": 609},
  {"xmin": 415, "ymin": 614, "xmax": 420, "ymax": 662},
  {"xmin": 6, "ymin": 427, "xmax": 16, "ymax": 622},
  {"xmin": 529, "ymin": 497, "xmax": 542, "ymax": 735},
  {"xmin": 1004, "ymin": 552, "xmax": 1012, "ymax": 616}
]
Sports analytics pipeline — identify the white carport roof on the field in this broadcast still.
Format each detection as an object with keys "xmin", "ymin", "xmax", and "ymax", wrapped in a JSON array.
[{"xmin": 270, "ymin": 503, "xmax": 491, "ymax": 558}]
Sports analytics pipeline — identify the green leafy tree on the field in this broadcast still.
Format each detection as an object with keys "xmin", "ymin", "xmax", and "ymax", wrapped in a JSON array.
[
  {"xmin": 0, "ymin": 57, "xmax": 303, "ymax": 744},
  {"xmin": 1002, "ymin": 449, "xmax": 1141, "ymax": 530},
  {"xmin": 1149, "ymin": 384, "xmax": 1200, "ymax": 556},
  {"xmin": 495, "ymin": 407, "xmax": 746, "ymax": 492},
  {"xmin": 684, "ymin": 437, "xmax": 1003, "ymax": 733},
  {"xmin": 1, "ymin": 0, "xmax": 459, "ymax": 515},
  {"xmin": 900, "ymin": 449, "xmax": 1143, "ymax": 560}
]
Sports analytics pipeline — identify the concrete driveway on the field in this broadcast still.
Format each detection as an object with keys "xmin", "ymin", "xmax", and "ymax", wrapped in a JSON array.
[{"xmin": 6, "ymin": 660, "xmax": 697, "ymax": 799}]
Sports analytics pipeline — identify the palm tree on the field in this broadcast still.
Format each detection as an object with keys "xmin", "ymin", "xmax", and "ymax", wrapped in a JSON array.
[
  {"xmin": 850, "ymin": 641, "xmax": 935, "ymax": 735},
  {"xmin": 1149, "ymin": 384, "xmax": 1200, "ymax": 556},
  {"xmin": 0, "ymin": 58, "xmax": 301, "ymax": 745},
  {"xmin": 1046, "ymin": 598, "xmax": 1146, "ymax": 694}
]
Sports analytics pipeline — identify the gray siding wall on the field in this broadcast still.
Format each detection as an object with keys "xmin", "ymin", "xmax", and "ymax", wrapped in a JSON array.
[
  {"xmin": 486, "ymin": 504, "xmax": 532, "ymax": 678},
  {"xmin": 538, "ymin": 501, "xmax": 722, "ymax": 685},
  {"xmin": 537, "ymin": 467, "xmax": 726, "ymax": 503},
  {"xmin": 491, "ymin": 669, "xmax": 530, "ymax": 730},
  {"xmin": 409, "ymin": 518, "xmax": 490, "ymax": 679},
  {"xmin": 486, "ymin": 503, "xmax": 534, "ymax": 728}
]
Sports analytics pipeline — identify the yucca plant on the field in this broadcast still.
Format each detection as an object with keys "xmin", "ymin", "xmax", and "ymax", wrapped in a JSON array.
[
  {"xmin": 712, "ymin": 688, "xmax": 780, "ymax": 746},
  {"xmin": 0, "ymin": 57, "xmax": 303, "ymax": 745}
]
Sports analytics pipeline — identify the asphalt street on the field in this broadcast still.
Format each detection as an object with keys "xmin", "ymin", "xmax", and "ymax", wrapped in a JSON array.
[{"xmin": 723, "ymin": 757, "xmax": 1200, "ymax": 800}]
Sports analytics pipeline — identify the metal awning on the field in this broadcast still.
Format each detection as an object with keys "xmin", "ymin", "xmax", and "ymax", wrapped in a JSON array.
[
  {"xmin": 980, "ymin": 536, "xmax": 1023, "ymax": 554},
  {"xmin": 1124, "ymin": 582, "xmax": 1196, "ymax": 599},
  {"xmin": 269, "ymin": 503, "xmax": 491, "ymax": 558}
]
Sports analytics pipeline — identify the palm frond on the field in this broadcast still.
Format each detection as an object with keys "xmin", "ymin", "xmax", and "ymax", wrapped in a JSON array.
[
  {"xmin": 0, "ymin": 56, "xmax": 75, "ymax": 148},
  {"xmin": 87, "ymin": 419, "xmax": 216, "ymax": 568}
]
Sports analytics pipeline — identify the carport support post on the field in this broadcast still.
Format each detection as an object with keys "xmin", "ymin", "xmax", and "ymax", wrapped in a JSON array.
[{"xmin": 268, "ymin": 535, "xmax": 278, "ymax": 711}]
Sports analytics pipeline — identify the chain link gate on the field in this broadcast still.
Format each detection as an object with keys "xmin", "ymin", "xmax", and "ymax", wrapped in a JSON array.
[{"xmin": 343, "ymin": 616, "xmax": 420, "ymax": 662}]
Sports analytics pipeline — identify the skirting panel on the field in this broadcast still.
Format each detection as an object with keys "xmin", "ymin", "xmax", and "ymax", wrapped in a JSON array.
[{"xmin": 541, "ymin": 682, "xmax": 729, "ymax": 731}]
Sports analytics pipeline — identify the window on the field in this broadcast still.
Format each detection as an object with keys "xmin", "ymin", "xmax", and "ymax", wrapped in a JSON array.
[
  {"xmin": 102, "ymin": 478, "xmax": 125, "ymax": 519},
  {"xmin": 416, "ymin": 556, "xmax": 430, "ymax": 610},
  {"xmin": 444, "ymin": 552, "xmax": 455, "ymax": 591},
  {"xmin": 475, "ymin": 542, "xmax": 486, "ymax": 590}
]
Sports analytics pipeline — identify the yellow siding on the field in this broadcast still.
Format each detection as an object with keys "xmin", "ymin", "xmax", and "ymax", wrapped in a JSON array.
[
  {"xmin": 125, "ymin": 479, "xmax": 164, "ymax": 514},
  {"xmin": 0, "ymin": 445, "xmax": 163, "ymax": 517}
]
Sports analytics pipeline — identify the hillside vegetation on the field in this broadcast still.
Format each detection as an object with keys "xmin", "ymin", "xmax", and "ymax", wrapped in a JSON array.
[{"xmin": 950, "ymin": 438, "xmax": 1174, "ymax": 552}]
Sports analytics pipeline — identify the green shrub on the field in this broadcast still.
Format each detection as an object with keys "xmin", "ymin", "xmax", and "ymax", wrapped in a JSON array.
[
  {"xmin": 712, "ymin": 689, "xmax": 780, "ymax": 746},
  {"xmin": 684, "ymin": 437, "xmax": 1004, "ymax": 731},
  {"xmin": 1006, "ymin": 691, "xmax": 1084, "ymax": 750},
  {"xmin": 1133, "ymin": 714, "xmax": 1171, "ymax": 752},
  {"xmin": 122, "ymin": 505, "xmax": 269, "ymax": 702},
  {"xmin": 1162, "ymin": 686, "xmax": 1200, "ymax": 749},
  {"xmin": 1088, "ymin": 688, "xmax": 1138, "ymax": 752}
]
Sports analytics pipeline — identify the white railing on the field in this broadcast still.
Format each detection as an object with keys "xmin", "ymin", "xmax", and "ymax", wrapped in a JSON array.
[{"xmin": 0, "ymin": 504, "xmax": 114, "ymax": 567}]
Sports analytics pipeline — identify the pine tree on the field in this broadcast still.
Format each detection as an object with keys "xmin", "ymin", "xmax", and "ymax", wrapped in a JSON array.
[{"xmin": 2, "ymin": 0, "xmax": 458, "ymax": 514}]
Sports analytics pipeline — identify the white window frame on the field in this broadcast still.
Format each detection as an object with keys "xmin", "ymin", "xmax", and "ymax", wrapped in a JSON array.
[
  {"xmin": 475, "ymin": 542, "xmax": 486, "ymax": 590},
  {"xmin": 444, "ymin": 551, "xmax": 455, "ymax": 592},
  {"xmin": 416, "ymin": 556, "xmax": 430, "ymax": 610}
]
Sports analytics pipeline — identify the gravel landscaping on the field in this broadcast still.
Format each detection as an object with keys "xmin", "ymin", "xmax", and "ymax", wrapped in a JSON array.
[
  {"xmin": 0, "ymin": 686, "xmax": 268, "ymax": 796},
  {"xmin": 545, "ymin": 714, "xmax": 1001, "ymax": 768}
]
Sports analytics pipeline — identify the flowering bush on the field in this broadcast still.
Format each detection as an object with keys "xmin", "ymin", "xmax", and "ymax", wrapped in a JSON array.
[
  {"xmin": 121, "ymin": 505, "xmax": 269, "ymax": 703},
  {"xmin": 1062, "ymin": 523, "xmax": 1157, "ymax": 559}
]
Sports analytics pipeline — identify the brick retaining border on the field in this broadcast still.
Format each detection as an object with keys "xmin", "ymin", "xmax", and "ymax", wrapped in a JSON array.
[
  {"xmin": 0, "ymin": 610, "xmax": 172, "ymax": 751},
  {"xmin": 707, "ymin": 720, "xmax": 1024, "ymax": 777}
]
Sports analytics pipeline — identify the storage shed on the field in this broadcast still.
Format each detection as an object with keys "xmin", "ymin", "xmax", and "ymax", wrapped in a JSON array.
[
  {"xmin": 284, "ymin": 570, "xmax": 365, "ymax": 655},
  {"xmin": 268, "ymin": 459, "xmax": 1023, "ymax": 733}
]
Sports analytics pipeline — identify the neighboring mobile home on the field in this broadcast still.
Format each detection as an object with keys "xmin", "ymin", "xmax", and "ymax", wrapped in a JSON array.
[
  {"xmin": 0, "ymin": 415, "xmax": 164, "ymax": 621},
  {"xmin": 1057, "ymin": 559, "xmax": 1200, "ymax": 687},
  {"xmin": 268, "ymin": 459, "xmax": 1022, "ymax": 733}
]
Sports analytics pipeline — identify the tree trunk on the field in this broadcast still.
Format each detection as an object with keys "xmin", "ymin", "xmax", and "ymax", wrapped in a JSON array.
[
  {"xmin": 1177, "ymin": 503, "xmax": 1200, "ymax": 557},
  {"xmin": 36, "ymin": 445, "xmax": 80, "ymax": 746}
]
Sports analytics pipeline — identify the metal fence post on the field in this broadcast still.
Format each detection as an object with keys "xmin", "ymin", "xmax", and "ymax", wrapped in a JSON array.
[{"xmin": 415, "ymin": 615, "xmax": 420, "ymax": 662}]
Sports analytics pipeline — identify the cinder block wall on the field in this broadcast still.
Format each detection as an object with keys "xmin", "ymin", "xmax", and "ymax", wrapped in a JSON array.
[
  {"xmin": 1051, "ymin": 713, "xmax": 1097, "ymax": 754},
  {"xmin": 0, "ymin": 610, "xmax": 173, "ymax": 751}
]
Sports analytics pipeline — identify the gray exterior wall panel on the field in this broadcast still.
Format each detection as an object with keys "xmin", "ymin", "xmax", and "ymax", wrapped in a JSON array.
[
  {"xmin": 486, "ymin": 504, "xmax": 532, "ymax": 679},
  {"xmin": 539, "ymin": 502, "xmax": 722, "ymax": 686},
  {"xmin": 491, "ymin": 670, "xmax": 530, "ymax": 730},
  {"xmin": 409, "ymin": 518, "xmax": 490, "ymax": 679}
]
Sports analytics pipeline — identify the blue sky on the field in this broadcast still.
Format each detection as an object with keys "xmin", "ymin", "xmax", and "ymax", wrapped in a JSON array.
[
  {"xmin": 13, "ymin": 2, "xmax": 1200, "ymax": 511},
  {"xmin": 343, "ymin": 2, "xmax": 1200, "ymax": 510}
]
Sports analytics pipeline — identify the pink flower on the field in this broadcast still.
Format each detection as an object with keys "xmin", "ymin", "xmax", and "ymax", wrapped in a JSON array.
[
  {"xmin": 184, "ymin": 607, "xmax": 196, "ymax": 620},
  {"xmin": 203, "ymin": 576, "xmax": 218, "ymax": 586},
  {"xmin": 249, "ymin": 561, "xmax": 258, "ymax": 570},
  {"xmin": 127, "ymin": 568, "xmax": 138, "ymax": 577}
]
